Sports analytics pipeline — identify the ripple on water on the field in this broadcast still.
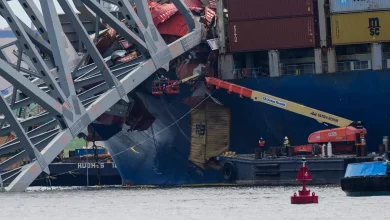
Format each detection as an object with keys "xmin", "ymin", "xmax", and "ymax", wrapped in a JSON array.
[{"xmin": 1, "ymin": 186, "xmax": 390, "ymax": 220}]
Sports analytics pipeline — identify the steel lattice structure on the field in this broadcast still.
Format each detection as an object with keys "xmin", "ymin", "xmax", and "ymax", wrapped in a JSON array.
[{"xmin": 0, "ymin": 0, "xmax": 201, "ymax": 192}]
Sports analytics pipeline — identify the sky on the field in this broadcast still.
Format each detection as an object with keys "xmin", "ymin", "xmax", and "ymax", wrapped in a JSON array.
[
  {"xmin": 0, "ymin": 0, "xmax": 78, "ymax": 28},
  {"xmin": 0, "ymin": 0, "xmax": 79, "ymax": 90}
]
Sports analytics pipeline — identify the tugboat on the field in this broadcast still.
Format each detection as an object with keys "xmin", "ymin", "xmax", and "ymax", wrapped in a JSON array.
[
  {"xmin": 341, "ymin": 152, "xmax": 390, "ymax": 196},
  {"xmin": 0, "ymin": 136, "xmax": 121, "ymax": 187},
  {"xmin": 29, "ymin": 142, "xmax": 122, "ymax": 187}
]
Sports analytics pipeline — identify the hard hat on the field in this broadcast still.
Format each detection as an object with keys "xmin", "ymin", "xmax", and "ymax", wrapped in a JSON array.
[
  {"xmin": 260, "ymin": 137, "xmax": 263, "ymax": 140},
  {"xmin": 284, "ymin": 136, "xmax": 288, "ymax": 140}
]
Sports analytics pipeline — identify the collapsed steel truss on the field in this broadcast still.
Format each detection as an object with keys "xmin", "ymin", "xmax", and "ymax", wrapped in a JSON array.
[{"xmin": 0, "ymin": 0, "xmax": 201, "ymax": 192}]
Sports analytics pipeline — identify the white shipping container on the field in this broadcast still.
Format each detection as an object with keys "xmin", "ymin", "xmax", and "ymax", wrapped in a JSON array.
[{"xmin": 330, "ymin": 0, "xmax": 390, "ymax": 14}]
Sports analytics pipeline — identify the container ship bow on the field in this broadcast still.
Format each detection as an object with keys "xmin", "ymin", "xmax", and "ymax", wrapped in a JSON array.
[
  {"xmin": 2, "ymin": 0, "xmax": 387, "ymax": 189},
  {"xmin": 82, "ymin": 0, "xmax": 225, "ymax": 185},
  {"xmin": 74, "ymin": 0, "xmax": 390, "ymax": 186}
]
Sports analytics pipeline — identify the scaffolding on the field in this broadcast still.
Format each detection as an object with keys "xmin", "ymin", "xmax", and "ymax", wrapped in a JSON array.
[{"xmin": 0, "ymin": 0, "xmax": 201, "ymax": 192}]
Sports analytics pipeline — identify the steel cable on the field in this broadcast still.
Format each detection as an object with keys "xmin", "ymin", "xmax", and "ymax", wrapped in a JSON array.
[{"xmin": 32, "ymin": 90, "xmax": 216, "ymax": 182}]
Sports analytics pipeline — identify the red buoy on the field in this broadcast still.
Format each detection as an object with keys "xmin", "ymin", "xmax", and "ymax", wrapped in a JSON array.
[{"xmin": 291, "ymin": 157, "xmax": 319, "ymax": 204}]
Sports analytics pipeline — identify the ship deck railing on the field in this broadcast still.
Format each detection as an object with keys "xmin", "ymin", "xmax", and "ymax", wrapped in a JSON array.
[
  {"xmin": 233, "ymin": 59, "xmax": 390, "ymax": 79},
  {"xmin": 233, "ymin": 67, "xmax": 269, "ymax": 79},
  {"xmin": 280, "ymin": 63, "xmax": 315, "ymax": 76}
]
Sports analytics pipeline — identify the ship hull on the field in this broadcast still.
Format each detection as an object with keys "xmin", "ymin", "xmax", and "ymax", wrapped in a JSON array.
[
  {"xmin": 103, "ymin": 70, "xmax": 390, "ymax": 185},
  {"xmin": 103, "ymin": 77, "xmax": 225, "ymax": 185},
  {"xmin": 218, "ymin": 70, "xmax": 390, "ymax": 152}
]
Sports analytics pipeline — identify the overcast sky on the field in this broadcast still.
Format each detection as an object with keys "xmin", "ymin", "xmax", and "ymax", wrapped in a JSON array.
[
  {"xmin": 0, "ymin": 0, "xmax": 79, "ymax": 90},
  {"xmin": 0, "ymin": 0, "xmax": 78, "ymax": 28}
]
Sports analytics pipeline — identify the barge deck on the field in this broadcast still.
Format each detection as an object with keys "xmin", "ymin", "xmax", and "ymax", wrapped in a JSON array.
[{"xmin": 217, "ymin": 154, "xmax": 376, "ymax": 186}]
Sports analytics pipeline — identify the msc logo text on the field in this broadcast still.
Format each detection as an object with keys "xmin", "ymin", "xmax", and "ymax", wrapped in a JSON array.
[{"xmin": 368, "ymin": 17, "xmax": 381, "ymax": 37}]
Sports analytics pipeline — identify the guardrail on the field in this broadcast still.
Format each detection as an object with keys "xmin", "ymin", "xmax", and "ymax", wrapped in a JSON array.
[
  {"xmin": 233, "ymin": 67, "xmax": 269, "ymax": 79},
  {"xmin": 280, "ymin": 64, "xmax": 315, "ymax": 76},
  {"xmin": 232, "ymin": 59, "xmax": 390, "ymax": 78}
]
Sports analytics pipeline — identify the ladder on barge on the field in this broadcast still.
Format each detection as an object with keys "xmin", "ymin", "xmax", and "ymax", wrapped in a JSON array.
[{"xmin": 0, "ymin": 0, "xmax": 201, "ymax": 192}]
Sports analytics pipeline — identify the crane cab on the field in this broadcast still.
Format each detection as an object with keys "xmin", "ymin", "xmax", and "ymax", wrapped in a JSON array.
[
  {"xmin": 307, "ymin": 126, "xmax": 367, "ymax": 154},
  {"xmin": 152, "ymin": 77, "xmax": 180, "ymax": 95}
]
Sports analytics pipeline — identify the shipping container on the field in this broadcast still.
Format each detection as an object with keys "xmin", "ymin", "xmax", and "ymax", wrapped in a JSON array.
[
  {"xmin": 0, "ymin": 156, "xmax": 24, "ymax": 171},
  {"xmin": 330, "ymin": 11, "xmax": 390, "ymax": 45},
  {"xmin": 330, "ymin": 0, "xmax": 390, "ymax": 14},
  {"xmin": 229, "ymin": 16, "xmax": 317, "ymax": 53},
  {"xmin": 227, "ymin": 0, "xmax": 315, "ymax": 22},
  {"xmin": 189, "ymin": 102, "xmax": 230, "ymax": 168},
  {"xmin": 75, "ymin": 148, "xmax": 107, "ymax": 157}
]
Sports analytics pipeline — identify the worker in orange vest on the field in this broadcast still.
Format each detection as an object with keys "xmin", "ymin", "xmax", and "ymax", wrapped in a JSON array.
[{"xmin": 258, "ymin": 137, "xmax": 265, "ymax": 158}]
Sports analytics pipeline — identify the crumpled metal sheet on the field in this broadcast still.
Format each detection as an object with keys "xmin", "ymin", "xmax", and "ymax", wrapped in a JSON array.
[
  {"xmin": 116, "ymin": 51, "xmax": 138, "ymax": 63},
  {"xmin": 94, "ymin": 0, "xmax": 215, "ymax": 66},
  {"xmin": 95, "ymin": 28, "xmax": 118, "ymax": 55},
  {"xmin": 204, "ymin": 7, "xmax": 216, "ymax": 24},
  {"xmin": 157, "ymin": 13, "xmax": 188, "ymax": 36},
  {"xmin": 119, "ymin": 40, "xmax": 132, "ymax": 50},
  {"xmin": 149, "ymin": 0, "xmax": 203, "ymax": 25},
  {"xmin": 149, "ymin": 1, "xmax": 178, "ymax": 26},
  {"xmin": 183, "ymin": 0, "xmax": 204, "ymax": 10},
  {"xmin": 208, "ymin": 0, "xmax": 217, "ymax": 9}
]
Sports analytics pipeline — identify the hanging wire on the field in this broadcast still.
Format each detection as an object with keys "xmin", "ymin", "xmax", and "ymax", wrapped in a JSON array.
[
  {"xmin": 33, "ymin": 90, "xmax": 216, "ymax": 182},
  {"xmin": 160, "ymin": 96, "xmax": 191, "ymax": 142}
]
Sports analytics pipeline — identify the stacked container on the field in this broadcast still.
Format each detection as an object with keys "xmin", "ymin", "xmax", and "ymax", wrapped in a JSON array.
[
  {"xmin": 329, "ymin": 0, "xmax": 390, "ymax": 45},
  {"xmin": 227, "ymin": 0, "xmax": 319, "ymax": 53}
]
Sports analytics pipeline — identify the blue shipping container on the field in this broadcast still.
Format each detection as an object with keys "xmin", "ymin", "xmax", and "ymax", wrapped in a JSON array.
[
  {"xmin": 330, "ymin": 0, "xmax": 390, "ymax": 14},
  {"xmin": 344, "ymin": 162, "xmax": 387, "ymax": 178},
  {"xmin": 75, "ymin": 148, "xmax": 107, "ymax": 157}
]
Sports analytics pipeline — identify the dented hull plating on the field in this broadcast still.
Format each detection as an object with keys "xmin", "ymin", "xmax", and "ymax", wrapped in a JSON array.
[{"xmin": 99, "ymin": 77, "xmax": 225, "ymax": 185}]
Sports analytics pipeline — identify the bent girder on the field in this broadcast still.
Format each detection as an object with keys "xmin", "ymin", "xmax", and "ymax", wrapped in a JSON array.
[{"xmin": 0, "ymin": 0, "xmax": 201, "ymax": 192}]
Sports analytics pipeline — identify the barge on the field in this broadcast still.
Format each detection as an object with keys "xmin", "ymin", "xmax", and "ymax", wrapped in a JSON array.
[
  {"xmin": 217, "ymin": 153, "xmax": 375, "ymax": 186},
  {"xmin": 341, "ymin": 152, "xmax": 390, "ymax": 196}
]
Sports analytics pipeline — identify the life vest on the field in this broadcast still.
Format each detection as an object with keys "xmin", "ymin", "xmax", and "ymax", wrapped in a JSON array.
[
  {"xmin": 259, "ymin": 140, "xmax": 265, "ymax": 147},
  {"xmin": 283, "ymin": 140, "xmax": 290, "ymax": 147}
]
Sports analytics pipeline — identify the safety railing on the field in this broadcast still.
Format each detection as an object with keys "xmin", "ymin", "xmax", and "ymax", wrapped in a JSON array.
[
  {"xmin": 323, "ymin": 61, "xmax": 372, "ymax": 73},
  {"xmin": 383, "ymin": 59, "xmax": 390, "ymax": 69},
  {"xmin": 233, "ymin": 67, "xmax": 269, "ymax": 79},
  {"xmin": 336, "ymin": 62, "xmax": 351, "ymax": 72},
  {"xmin": 280, "ymin": 64, "xmax": 315, "ymax": 76},
  {"xmin": 352, "ymin": 60, "xmax": 371, "ymax": 70},
  {"xmin": 232, "ymin": 58, "xmax": 390, "ymax": 78}
]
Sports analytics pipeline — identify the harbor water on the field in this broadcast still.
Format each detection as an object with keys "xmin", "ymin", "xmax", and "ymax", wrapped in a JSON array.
[{"xmin": 1, "ymin": 186, "xmax": 390, "ymax": 220}]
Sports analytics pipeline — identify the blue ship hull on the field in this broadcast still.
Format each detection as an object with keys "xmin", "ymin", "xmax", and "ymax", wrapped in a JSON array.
[
  {"xmin": 103, "ymin": 77, "xmax": 226, "ymax": 185},
  {"xmin": 104, "ymin": 70, "xmax": 390, "ymax": 185}
]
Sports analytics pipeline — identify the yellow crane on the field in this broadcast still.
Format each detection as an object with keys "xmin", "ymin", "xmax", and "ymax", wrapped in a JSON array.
[{"xmin": 204, "ymin": 77, "xmax": 367, "ymax": 156}]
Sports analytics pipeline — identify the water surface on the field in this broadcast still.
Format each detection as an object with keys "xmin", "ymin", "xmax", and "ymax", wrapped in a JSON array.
[{"xmin": 1, "ymin": 186, "xmax": 389, "ymax": 220}]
